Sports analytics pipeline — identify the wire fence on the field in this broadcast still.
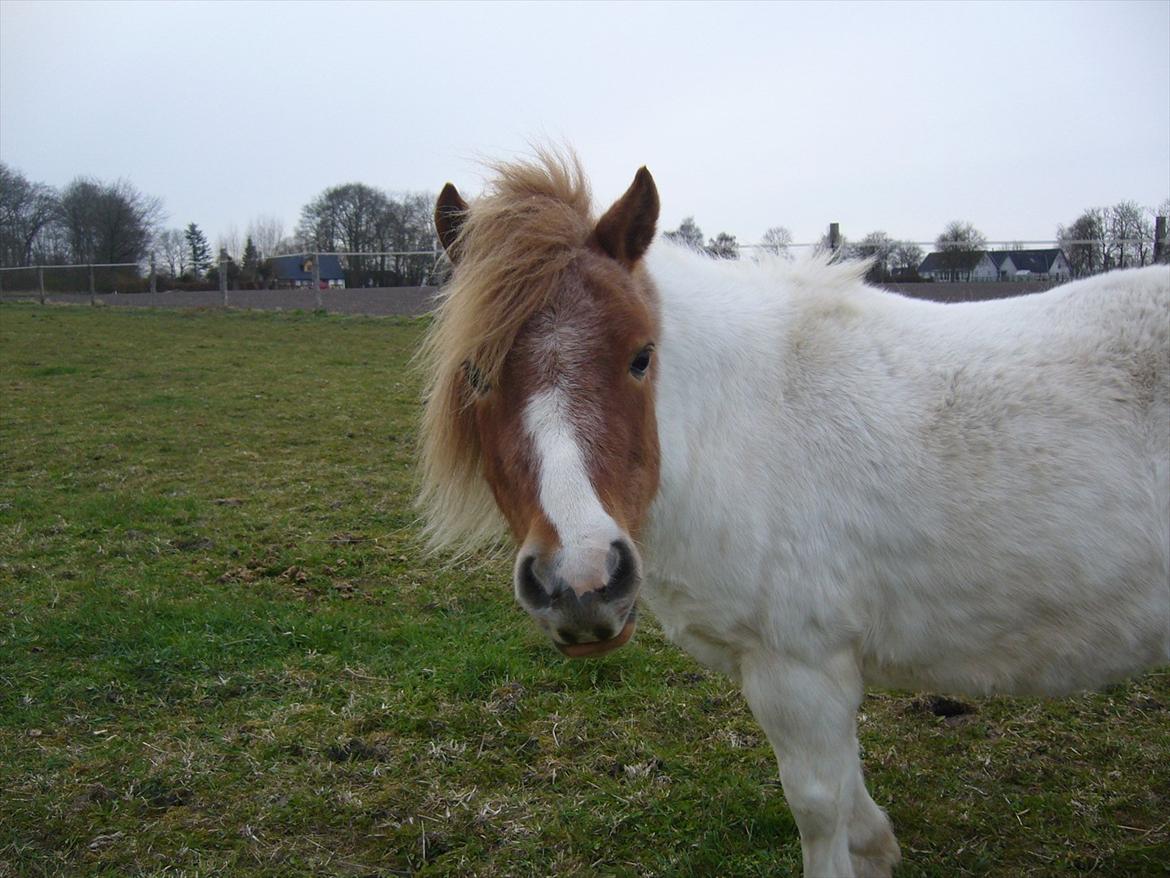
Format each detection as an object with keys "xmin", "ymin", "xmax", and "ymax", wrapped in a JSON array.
[
  {"xmin": 1, "ymin": 224, "xmax": 1166, "ymax": 304},
  {"xmin": 0, "ymin": 262, "xmax": 141, "ymax": 304},
  {"xmin": 736, "ymin": 237, "xmax": 1163, "ymax": 250}
]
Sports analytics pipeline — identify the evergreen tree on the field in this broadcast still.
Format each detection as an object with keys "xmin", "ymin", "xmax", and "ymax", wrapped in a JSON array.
[
  {"xmin": 241, "ymin": 235, "xmax": 259, "ymax": 285},
  {"xmin": 184, "ymin": 222, "xmax": 211, "ymax": 277}
]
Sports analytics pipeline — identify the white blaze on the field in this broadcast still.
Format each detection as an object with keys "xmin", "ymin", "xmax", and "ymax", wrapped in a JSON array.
[{"xmin": 523, "ymin": 387, "xmax": 623, "ymax": 584}]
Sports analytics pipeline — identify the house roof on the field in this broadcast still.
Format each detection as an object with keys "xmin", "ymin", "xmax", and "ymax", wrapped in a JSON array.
[
  {"xmin": 920, "ymin": 248, "xmax": 1067, "ymax": 274},
  {"xmin": 918, "ymin": 250, "xmax": 986, "ymax": 273},
  {"xmin": 268, "ymin": 254, "xmax": 345, "ymax": 281},
  {"xmin": 987, "ymin": 249, "xmax": 1064, "ymax": 273}
]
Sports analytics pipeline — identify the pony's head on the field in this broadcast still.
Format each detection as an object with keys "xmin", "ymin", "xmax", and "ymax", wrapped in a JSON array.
[{"xmin": 419, "ymin": 151, "xmax": 661, "ymax": 658}]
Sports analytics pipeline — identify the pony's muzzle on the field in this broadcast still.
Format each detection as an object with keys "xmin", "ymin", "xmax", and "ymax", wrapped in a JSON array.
[{"xmin": 515, "ymin": 539, "xmax": 641, "ymax": 658}]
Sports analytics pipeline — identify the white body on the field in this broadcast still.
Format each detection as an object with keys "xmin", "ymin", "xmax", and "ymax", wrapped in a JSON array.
[{"xmin": 635, "ymin": 244, "xmax": 1169, "ymax": 876}]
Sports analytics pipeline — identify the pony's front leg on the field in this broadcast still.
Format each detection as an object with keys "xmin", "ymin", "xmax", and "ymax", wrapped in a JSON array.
[{"xmin": 741, "ymin": 650, "xmax": 897, "ymax": 878}]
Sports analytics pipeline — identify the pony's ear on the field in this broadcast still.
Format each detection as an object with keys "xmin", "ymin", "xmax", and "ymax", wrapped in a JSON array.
[
  {"xmin": 592, "ymin": 166, "xmax": 659, "ymax": 267},
  {"xmin": 435, "ymin": 183, "xmax": 469, "ymax": 260}
]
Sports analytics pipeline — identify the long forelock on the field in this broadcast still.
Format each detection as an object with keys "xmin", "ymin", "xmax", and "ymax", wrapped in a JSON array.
[{"xmin": 417, "ymin": 149, "xmax": 596, "ymax": 553}]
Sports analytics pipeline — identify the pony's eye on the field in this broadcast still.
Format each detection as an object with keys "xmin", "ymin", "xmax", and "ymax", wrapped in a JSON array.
[{"xmin": 629, "ymin": 345, "xmax": 654, "ymax": 379}]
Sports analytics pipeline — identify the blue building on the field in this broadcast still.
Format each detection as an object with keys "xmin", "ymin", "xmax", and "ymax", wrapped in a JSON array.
[{"xmin": 267, "ymin": 254, "xmax": 346, "ymax": 289}]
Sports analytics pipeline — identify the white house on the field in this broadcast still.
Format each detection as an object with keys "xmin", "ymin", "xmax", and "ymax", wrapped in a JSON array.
[
  {"xmin": 918, "ymin": 250, "xmax": 998, "ymax": 282},
  {"xmin": 989, "ymin": 249, "xmax": 1072, "ymax": 282},
  {"xmin": 919, "ymin": 248, "xmax": 1072, "ymax": 282}
]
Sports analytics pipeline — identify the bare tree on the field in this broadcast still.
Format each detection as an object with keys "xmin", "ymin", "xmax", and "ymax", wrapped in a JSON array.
[
  {"xmin": 297, "ymin": 182, "xmax": 390, "ymax": 254},
  {"xmin": 706, "ymin": 232, "xmax": 739, "ymax": 260},
  {"xmin": 0, "ymin": 162, "xmax": 59, "ymax": 266},
  {"xmin": 935, "ymin": 221, "xmax": 986, "ymax": 281},
  {"xmin": 155, "ymin": 228, "xmax": 189, "ymax": 277},
  {"xmin": 1057, "ymin": 209, "xmax": 1108, "ymax": 277},
  {"xmin": 759, "ymin": 225, "xmax": 793, "ymax": 259},
  {"xmin": 852, "ymin": 231, "xmax": 897, "ymax": 281},
  {"xmin": 294, "ymin": 184, "xmax": 438, "ymax": 286},
  {"xmin": 246, "ymin": 214, "xmax": 285, "ymax": 258},
  {"xmin": 57, "ymin": 177, "xmax": 163, "ymax": 265},
  {"xmin": 216, "ymin": 224, "xmax": 243, "ymax": 265},
  {"xmin": 1157, "ymin": 198, "xmax": 1170, "ymax": 264},
  {"xmin": 377, "ymin": 190, "xmax": 438, "ymax": 284},
  {"xmin": 891, "ymin": 242, "xmax": 924, "ymax": 277},
  {"xmin": 297, "ymin": 181, "xmax": 390, "ymax": 287},
  {"xmin": 1108, "ymin": 201, "xmax": 1153, "ymax": 268}
]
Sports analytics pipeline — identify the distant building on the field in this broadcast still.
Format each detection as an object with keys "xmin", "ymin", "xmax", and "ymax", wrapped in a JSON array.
[
  {"xmin": 918, "ymin": 248, "xmax": 1071, "ymax": 283},
  {"xmin": 267, "ymin": 254, "xmax": 346, "ymax": 289},
  {"xmin": 988, "ymin": 249, "xmax": 1072, "ymax": 282},
  {"xmin": 918, "ymin": 251, "xmax": 998, "ymax": 282}
]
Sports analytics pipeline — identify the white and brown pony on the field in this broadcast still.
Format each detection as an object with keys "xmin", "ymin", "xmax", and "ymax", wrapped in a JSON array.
[{"xmin": 418, "ymin": 152, "xmax": 1169, "ymax": 877}]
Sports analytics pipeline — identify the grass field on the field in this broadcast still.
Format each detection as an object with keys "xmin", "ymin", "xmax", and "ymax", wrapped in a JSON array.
[{"xmin": 1, "ymin": 303, "xmax": 1167, "ymax": 878}]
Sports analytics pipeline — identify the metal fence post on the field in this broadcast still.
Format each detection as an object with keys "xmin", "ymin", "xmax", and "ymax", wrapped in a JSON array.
[
  {"xmin": 38, "ymin": 266, "xmax": 45, "ymax": 305},
  {"xmin": 89, "ymin": 264, "xmax": 95, "ymax": 305},
  {"xmin": 219, "ymin": 258, "xmax": 228, "ymax": 306},
  {"xmin": 829, "ymin": 223, "xmax": 841, "ymax": 256},
  {"xmin": 150, "ymin": 256, "xmax": 157, "ymax": 294},
  {"xmin": 1155, "ymin": 216, "xmax": 1167, "ymax": 264}
]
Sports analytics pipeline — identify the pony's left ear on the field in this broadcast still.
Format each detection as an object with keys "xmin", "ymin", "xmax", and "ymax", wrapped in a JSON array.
[
  {"xmin": 435, "ymin": 183, "xmax": 469, "ymax": 260},
  {"xmin": 592, "ymin": 166, "xmax": 659, "ymax": 268}
]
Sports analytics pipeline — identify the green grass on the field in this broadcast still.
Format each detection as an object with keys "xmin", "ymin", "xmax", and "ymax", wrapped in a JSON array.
[{"xmin": 1, "ymin": 303, "xmax": 1167, "ymax": 877}]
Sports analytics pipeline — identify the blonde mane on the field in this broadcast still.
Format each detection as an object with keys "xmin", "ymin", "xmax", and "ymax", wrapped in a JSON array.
[{"xmin": 417, "ymin": 150, "xmax": 595, "ymax": 552}]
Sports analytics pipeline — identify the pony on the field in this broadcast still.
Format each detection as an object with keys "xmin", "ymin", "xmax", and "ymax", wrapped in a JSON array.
[{"xmin": 418, "ymin": 150, "xmax": 1170, "ymax": 877}]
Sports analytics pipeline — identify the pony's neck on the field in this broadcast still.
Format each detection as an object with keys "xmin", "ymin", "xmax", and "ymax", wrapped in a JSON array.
[
  {"xmin": 642, "ymin": 242, "xmax": 793, "ymax": 506},
  {"xmin": 644, "ymin": 240, "xmax": 797, "ymax": 401},
  {"xmin": 638, "ymin": 241, "xmax": 879, "ymax": 555}
]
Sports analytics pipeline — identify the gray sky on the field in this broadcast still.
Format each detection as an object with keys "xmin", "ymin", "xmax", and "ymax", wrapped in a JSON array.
[{"xmin": 2, "ymin": 0, "xmax": 1167, "ymax": 250}]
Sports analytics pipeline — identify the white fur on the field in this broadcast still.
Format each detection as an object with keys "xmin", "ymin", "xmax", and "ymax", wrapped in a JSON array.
[
  {"xmin": 524, "ymin": 387, "xmax": 624, "ymax": 586},
  {"xmin": 636, "ymin": 244, "xmax": 1169, "ymax": 876}
]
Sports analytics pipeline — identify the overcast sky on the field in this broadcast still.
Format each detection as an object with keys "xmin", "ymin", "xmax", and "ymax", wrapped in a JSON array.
[{"xmin": 1, "ymin": 0, "xmax": 1167, "ymax": 251}]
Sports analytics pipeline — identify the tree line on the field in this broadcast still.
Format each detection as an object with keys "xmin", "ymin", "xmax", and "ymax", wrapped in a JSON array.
[
  {"xmin": 662, "ymin": 216, "xmax": 927, "ymax": 282},
  {"xmin": 662, "ymin": 197, "xmax": 1168, "ymax": 282},
  {"xmin": 2, "ymin": 160, "xmax": 1165, "ymax": 287},
  {"xmin": 0, "ymin": 163, "xmax": 163, "ymax": 268},
  {"xmin": 0, "ymin": 162, "xmax": 440, "ymax": 288},
  {"xmin": 1057, "ymin": 201, "xmax": 1167, "ymax": 277}
]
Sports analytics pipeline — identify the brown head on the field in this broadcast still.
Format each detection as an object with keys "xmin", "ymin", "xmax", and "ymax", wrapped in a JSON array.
[{"xmin": 418, "ymin": 151, "xmax": 661, "ymax": 658}]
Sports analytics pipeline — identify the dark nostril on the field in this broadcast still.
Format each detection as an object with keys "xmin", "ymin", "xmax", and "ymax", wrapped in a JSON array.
[
  {"xmin": 605, "ymin": 540, "xmax": 637, "ymax": 599},
  {"xmin": 592, "ymin": 625, "xmax": 615, "ymax": 642},
  {"xmin": 557, "ymin": 628, "xmax": 579, "ymax": 645},
  {"xmin": 518, "ymin": 555, "xmax": 552, "ymax": 610}
]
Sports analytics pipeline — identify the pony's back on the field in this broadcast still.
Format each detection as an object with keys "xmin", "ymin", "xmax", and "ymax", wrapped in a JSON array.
[{"xmin": 643, "ymin": 255, "xmax": 1169, "ymax": 696}]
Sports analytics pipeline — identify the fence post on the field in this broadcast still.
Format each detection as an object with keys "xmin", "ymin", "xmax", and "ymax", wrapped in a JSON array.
[
  {"xmin": 1155, "ymin": 216, "xmax": 1167, "ymax": 264},
  {"xmin": 829, "ymin": 223, "xmax": 841, "ymax": 256},
  {"xmin": 219, "ymin": 258, "xmax": 228, "ymax": 306},
  {"xmin": 150, "ymin": 256, "xmax": 157, "ymax": 294},
  {"xmin": 313, "ymin": 252, "xmax": 322, "ymax": 309},
  {"xmin": 89, "ymin": 264, "xmax": 95, "ymax": 306},
  {"xmin": 38, "ymin": 266, "xmax": 45, "ymax": 305}
]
